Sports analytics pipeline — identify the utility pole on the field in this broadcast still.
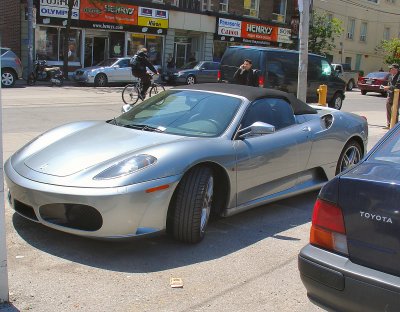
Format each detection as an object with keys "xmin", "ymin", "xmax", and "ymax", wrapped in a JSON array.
[
  {"xmin": 0, "ymin": 39, "xmax": 9, "ymax": 302},
  {"xmin": 297, "ymin": 0, "xmax": 310, "ymax": 102}
]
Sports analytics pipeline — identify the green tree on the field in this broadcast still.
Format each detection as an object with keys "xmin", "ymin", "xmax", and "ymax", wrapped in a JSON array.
[
  {"xmin": 376, "ymin": 38, "xmax": 400, "ymax": 65},
  {"xmin": 308, "ymin": 11, "xmax": 343, "ymax": 55}
]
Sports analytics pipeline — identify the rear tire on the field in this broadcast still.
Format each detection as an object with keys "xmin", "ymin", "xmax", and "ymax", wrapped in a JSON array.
[
  {"xmin": 1, "ymin": 68, "xmax": 16, "ymax": 87},
  {"xmin": 94, "ymin": 74, "xmax": 108, "ymax": 87},
  {"xmin": 122, "ymin": 84, "xmax": 140, "ymax": 105},
  {"xmin": 186, "ymin": 75, "xmax": 196, "ymax": 85},
  {"xmin": 329, "ymin": 93, "xmax": 343, "ymax": 110},
  {"xmin": 149, "ymin": 84, "xmax": 165, "ymax": 97},
  {"xmin": 170, "ymin": 167, "xmax": 214, "ymax": 243},
  {"xmin": 361, "ymin": 90, "xmax": 367, "ymax": 95},
  {"xmin": 335, "ymin": 141, "xmax": 362, "ymax": 175}
]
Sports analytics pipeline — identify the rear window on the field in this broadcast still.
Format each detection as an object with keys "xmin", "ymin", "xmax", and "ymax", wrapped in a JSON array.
[
  {"xmin": 0, "ymin": 49, "xmax": 7, "ymax": 56},
  {"xmin": 366, "ymin": 72, "xmax": 388, "ymax": 79},
  {"xmin": 369, "ymin": 130, "xmax": 400, "ymax": 164}
]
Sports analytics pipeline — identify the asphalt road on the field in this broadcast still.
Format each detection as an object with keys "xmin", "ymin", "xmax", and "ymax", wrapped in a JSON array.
[{"xmin": 0, "ymin": 84, "xmax": 389, "ymax": 312}]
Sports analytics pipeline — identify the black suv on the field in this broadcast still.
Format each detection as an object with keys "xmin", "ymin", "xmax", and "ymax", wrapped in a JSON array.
[{"xmin": 219, "ymin": 46, "xmax": 346, "ymax": 109}]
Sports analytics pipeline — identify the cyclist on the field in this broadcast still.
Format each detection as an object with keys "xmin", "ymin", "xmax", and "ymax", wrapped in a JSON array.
[{"xmin": 130, "ymin": 48, "xmax": 159, "ymax": 100}]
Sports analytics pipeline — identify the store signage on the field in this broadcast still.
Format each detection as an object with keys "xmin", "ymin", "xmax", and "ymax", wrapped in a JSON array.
[
  {"xmin": 217, "ymin": 18, "xmax": 241, "ymax": 37},
  {"xmin": 277, "ymin": 27, "xmax": 292, "ymax": 43},
  {"xmin": 137, "ymin": 7, "xmax": 169, "ymax": 28},
  {"xmin": 80, "ymin": 0, "xmax": 138, "ymax": 25},
  {"xmin": 39, "ymin": 0, "xmax": 80, "ymax": 19},
  {"xmin": 242, "ymin": 21, "xmax": 277, "ymax": 42}
]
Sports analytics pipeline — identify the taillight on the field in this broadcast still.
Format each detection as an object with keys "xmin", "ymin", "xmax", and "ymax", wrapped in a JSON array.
[
  {"xmin": 258, "ymin": 75, "xmax": 264, "ymax": 88},
  {"xmin": 310, "ymin": 198, "xmax": 348, "ymax": 255},
  {"xmin": 217, "ymin": 70, "xmax": 221, "ymax": 81},
  {"xmin": 15, "ymin": 57, "xmax": 21, "ymax": 65}
]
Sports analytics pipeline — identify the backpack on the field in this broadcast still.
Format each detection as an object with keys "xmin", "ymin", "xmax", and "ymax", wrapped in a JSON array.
[{"xmin": 130, "ymin": 55, "xmax": 145, "ymax": 73}]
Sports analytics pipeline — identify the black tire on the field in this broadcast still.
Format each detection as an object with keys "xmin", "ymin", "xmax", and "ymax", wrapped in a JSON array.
[
  {"xmin": 335, "ymin": 140, "xmax": 362, "ymax": 175},
  {"xmin": 329, "ymin": 92, "xmax": 343, "ymax": 110},
  {"xmin": 346, "ymin": 79, "xmax": 355, "ymax": 91},
  {"xmin": 361, "ymin": 90, "xmax": 367, "ymax": 95},
  {"xmin": 170, "ymin": 167, "xmax": 214, "ymax": 243},
  {"xmin": 149, "ymin": 83, "xmax": 165, "ymax": 97},
  {"xmin": 122, "ymin": 84, "xmax": 140, "ymax": 105},
  {"xmin": 1, "ymin": 68, "xmax": 17, "ymax": 87},
  {"xmin": 186, "ymin": 75, "xmax": 196, "ymax": 85},
  {"xmin": 94, "ymin": 74, "xmax": 108, "ymax": 87}
]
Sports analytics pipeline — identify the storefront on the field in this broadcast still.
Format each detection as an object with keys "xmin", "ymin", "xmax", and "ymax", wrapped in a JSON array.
[
  {"xmin": 34, "ymin": 0, "xmax": 168, "ymax": 72},
  {"xmin": 214, "ymin": 17, "xmax": 292, "ymax": 61}
]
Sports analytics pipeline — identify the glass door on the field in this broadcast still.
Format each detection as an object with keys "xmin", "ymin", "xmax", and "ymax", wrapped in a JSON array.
[
  {"xmin": 175, "ymin": 43, "xmax": 188, "ymax": 68},
  {"xmin": 84, "ymin": 37, "xmax": 108, "ymax": 67}
]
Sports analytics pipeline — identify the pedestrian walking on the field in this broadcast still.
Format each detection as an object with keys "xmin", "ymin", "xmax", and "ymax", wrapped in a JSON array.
[
  {"xmin": 383, "ymin": 63, "xmax": 400, "ymax": 129},
  {"xmin": 233, "ymin": 59, "xmax": 259, "ymax": 87}
]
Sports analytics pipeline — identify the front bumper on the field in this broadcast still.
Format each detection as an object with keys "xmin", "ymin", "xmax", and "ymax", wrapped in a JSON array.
[
  {"xmin": 298, "ymin": 244, "xmax": 400, "ymax": 312},
  {"xmin": 5, "ymin": 160, "xmax": 180, "ymax": 239},
  {"xmin": 73, "ymin": 74, "xmax": 94, "ymax": 84}
]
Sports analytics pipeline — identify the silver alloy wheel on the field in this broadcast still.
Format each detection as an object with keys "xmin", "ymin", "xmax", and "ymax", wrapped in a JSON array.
[
  {"xmin": 200, "ymin": 176, "xmax": 213, "ymax": 234},
  {"xmin": 186, "ymin": 76, "xmax": 195, "ymax": 85},
  {"xmin": 339, "ymin": 145, "xmax": 361, "ymax": 172},
  {"xmin": 2, "ymin": 72, "xmax": 14, "ymax": 86}
]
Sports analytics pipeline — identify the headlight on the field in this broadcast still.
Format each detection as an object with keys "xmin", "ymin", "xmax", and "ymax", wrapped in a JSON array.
[{"xmin": 94, "ymin": 154, "xmax": 157, "ymax": 180}]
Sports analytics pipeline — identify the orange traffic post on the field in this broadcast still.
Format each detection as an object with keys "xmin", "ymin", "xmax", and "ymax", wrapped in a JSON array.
[
  {"xmin": 317, "ymin": 84, "xmax": 327, "ymax": 106},
  {"xmin": 390, "ymin": 89, "xmax": 400, "ymax": 129}
]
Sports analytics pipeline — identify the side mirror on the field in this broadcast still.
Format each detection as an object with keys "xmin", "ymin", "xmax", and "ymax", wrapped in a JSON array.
[{"xmin": 237, "ymin": 121, "xmax": 275, "ymax": 139}]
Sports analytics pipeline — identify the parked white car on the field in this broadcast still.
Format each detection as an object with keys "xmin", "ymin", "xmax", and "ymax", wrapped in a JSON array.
[{"xmin": 332, "ymin": 63, "xmax": 359, "ymax": 91}]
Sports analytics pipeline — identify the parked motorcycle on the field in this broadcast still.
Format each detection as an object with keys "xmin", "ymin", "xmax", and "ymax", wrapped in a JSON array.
[{"xmin": 27, "ymin": 60, "xmax": 64, "ymax": 86}]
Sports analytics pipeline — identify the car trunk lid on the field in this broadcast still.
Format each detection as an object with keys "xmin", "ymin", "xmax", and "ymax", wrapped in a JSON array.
[{"xmin": 338, "ymin": 162, "xmax": 400, "ymax": 277}]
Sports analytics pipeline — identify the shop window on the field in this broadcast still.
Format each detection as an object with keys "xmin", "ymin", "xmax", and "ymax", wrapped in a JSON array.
[
  {"xmin": 60, "ymin": 29, "xmax": 81, "ymax": 63},
  {"xmin": 36, "ymin": 27, "xmax": 59, "ymax": 61},
  {"xmin": 128, "ymin": 34, "xmax": 163, "ymax": 66},
  {"xmin": 110, "ymin": 32, "xmax": 124, "ymax": 58}
]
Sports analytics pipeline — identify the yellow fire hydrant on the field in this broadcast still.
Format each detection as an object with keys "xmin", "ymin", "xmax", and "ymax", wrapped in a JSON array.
[{"xmin": 317, "ymin": 85, "xmax": 327, "ymax": 106}]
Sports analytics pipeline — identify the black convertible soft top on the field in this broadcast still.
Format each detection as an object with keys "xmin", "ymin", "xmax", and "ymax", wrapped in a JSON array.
[{"xmin": 173, "ymin": 83, "xmax": 317, "ymax": 115}]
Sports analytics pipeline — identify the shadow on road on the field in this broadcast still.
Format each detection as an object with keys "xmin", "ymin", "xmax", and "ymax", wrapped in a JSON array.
[{"xmin": 12, "ymin": 191, "xmax": 317, "ymax": 273}]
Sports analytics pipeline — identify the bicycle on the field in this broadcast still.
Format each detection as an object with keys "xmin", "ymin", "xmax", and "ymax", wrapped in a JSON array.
[{"xmin": 122, "ymin": 73, "xmax": 165, "ymax": 106}]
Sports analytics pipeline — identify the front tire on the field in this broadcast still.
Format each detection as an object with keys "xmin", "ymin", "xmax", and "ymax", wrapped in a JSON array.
[
  {"xmin": 1, "ymin": 68, "xmax": 16, "ymax": 87},
  {"xmin": 94, "ymin": 74, "xmax": 108, "ymax": 87},
  {"xmin": 170, "ymin": 167, "xmax": 214, "ymax": 243},
  {"xmin": 335, "ymin": 141, "xmax": 362, "ymax": 175},
  {"xmin": 329, "ymin": 92, "xmax": 343, "ymax": 110},
  {"xmin": 361, "ymin": 90, "xmax": 367, "ymax": 95},
  {"xmin": 149, "ymin": 84, "xmax": 165, "ymax": 97}
]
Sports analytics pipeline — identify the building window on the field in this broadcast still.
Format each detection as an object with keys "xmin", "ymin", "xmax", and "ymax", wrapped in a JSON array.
[
  {"xmin": 219, "ymin": 0, "xmax": 228, "ymax": 12},
  {"xmin": 244, "ymin": 0, "xmax": 260, "ymax": 18},
  {"xmin": 360, "ymin": 22, "xmax": 367, "ymax": 42},
  {"xmin": 346, "ymin": 18, "xmax": 355, "ymax": 40},
  {"xmin": 384, "ymin": 27, "xmax": 391, "ymax": 40},
  {"xmin": 345, "ymin": 57, "xmax": 352, "ymax": 66},
  {"xmin": 201, "ymin": 0, "xmax": 213, "ymax": 11},
  {"xmin": 272, "ymin": 0, "xmax": 286, "ymax": 22}
]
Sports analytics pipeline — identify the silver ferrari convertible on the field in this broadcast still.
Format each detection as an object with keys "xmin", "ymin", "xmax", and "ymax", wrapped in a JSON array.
[{"xmin": 5, "ymin": 84, "xmax": 368, "ymax": 243}]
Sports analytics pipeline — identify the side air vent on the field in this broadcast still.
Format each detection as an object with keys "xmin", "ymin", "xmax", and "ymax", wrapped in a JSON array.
[{"xmin": 321, "ymin": 114, "xmax": 334, "ymax": 129}]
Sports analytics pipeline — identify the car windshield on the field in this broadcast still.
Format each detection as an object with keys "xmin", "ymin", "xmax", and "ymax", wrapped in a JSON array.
[
  {"xmin": 181, "ymin": 62, "xmax": 200, "ymax": 70},
  {"xmin": 366, "ymin": 72, "xmax": 388, "ymax": 79},
  {"xmin": 369, "ymin": 130, "xmax": 400, "ymax": 164},
  {"xmin": 96, "ymin": 58, "xmax": 118, "ymax": 67},
  {"xmin": 115, "ymin": 90, "xmax": 242, "ymax": 137}
]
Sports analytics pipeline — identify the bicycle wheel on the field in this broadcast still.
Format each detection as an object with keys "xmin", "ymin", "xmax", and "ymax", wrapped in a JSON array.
[
  {"xmin": 149, "ymin": 83, "xmax": 165, "ymax": 97},
  {"xmin": 122, "ymin": 84, "xmax": 140, "ymax": 105}
]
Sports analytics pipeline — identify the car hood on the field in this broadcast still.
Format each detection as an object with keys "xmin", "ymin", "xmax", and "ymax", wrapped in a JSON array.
[
  {"xmin": 22, "ymin": 122, "xmax": 182, "ymax": 177},
  {"xmin": 175, "ymin": 69, "xmax": 196, "ymax": 75}
]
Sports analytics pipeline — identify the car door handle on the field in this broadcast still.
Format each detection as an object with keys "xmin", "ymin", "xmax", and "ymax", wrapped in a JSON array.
[{"xmin": 302, "ymin": 126, "xmax": 311, "ymax": 132}]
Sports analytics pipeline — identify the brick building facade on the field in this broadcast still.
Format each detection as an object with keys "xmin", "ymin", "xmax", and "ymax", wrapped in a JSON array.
[{"xmin": 0, "ymin": 0, "xmax": 22, "ymax": 57}]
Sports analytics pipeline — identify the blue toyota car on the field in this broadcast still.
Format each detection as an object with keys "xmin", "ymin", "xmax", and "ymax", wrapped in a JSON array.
[{"xmin": 299, "ymin": 123, "xmax": 400, "ymax": 311}]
